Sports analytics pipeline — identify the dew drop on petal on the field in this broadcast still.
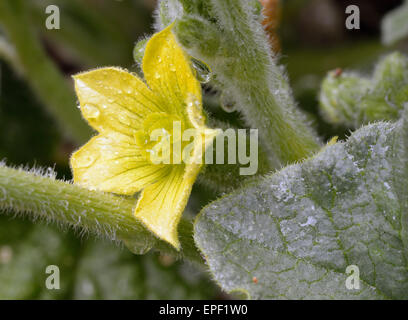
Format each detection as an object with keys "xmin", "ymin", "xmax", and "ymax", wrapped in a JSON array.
[
  {"xmin": 98, "ymin": 136, "xmax": 112, "ymax": 144},
  {"xmin": 119, "ymin": 114, "xmax": 131, "ymax": 126},
  {"xmin": 82, "ymin": 104, "xmax": 100, "ymax": 119},
  {"xmin": 75, "ymin": 154, "xmax": 97, "ymax": 168}
]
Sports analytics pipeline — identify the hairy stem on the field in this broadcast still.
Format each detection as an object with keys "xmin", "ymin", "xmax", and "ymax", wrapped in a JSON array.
[
  {"xmin": 0, "ymin": 164, "xmax": 202, "ymax": 264},
  {"xmin": 164, "ymin": 0, "xmax": 321, "ymax": 167}
]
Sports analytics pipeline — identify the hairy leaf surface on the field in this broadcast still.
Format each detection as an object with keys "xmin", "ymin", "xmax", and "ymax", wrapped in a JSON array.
[{"xmin": 195, "ymin": 112, "xmax": 408, "ymax": 299}]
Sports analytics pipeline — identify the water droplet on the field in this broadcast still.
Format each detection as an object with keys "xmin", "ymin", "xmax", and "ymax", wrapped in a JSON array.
[
  {"xmin": 220, "ymin": 92, "xmax": 237, "ymax": 113},
  {"xmin": 82, "ymin": 104, "xmax": 100, "ymax": 119},
  {"xmin": 154, "ymin": 73, "xmax": 161, "ymax": 79},
  {"xmin": 118, "ymin": 114, "xmax": 131, "ymax": 126},
  {"xmin": 0, "ymin": 246, "xmax": 13, "ymax": 264},
  {"xmin": 146, "ymin": 149, "xmax": 155, "ymax": 155},
  {"xmin": 158, "ymin": 254, "xmax": 175, "ymax": 266},
  {"xmin": 191, "ymin": 57, "xmax": 212, "ymax": 83},
  {"xmin": 120, "ymin": 235, "xmax": 154, "ymax": 255},
  {"xmin": 75, "ymin": 154, "xmax": 96, "ymax": 168},
  {"xmin": 300, "ymin": 216, "xmax": 317, "ymax": 227},
  {"xmin": 98, "ymin": 136, "xmax": 112, "ymax": 145},
  {"xmin": 45, "ymin": 167, "xmax": 55, "ymax": 177}
]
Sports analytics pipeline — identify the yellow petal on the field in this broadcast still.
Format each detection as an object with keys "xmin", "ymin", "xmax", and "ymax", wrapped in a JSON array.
[
  {"xmin": 142, "ymin": 24, "xmax": 202, "ymax": 118},
  {"xmin": 134, "ymin": 165, "xmax": 198, "ymax": 249},
  {"xmin": 70, "ymin": 131, "xmax": 171, "ymax": 195},
  {"xmin": 73, "ymin": 67, "xmax": 163, "ymax": 136}
]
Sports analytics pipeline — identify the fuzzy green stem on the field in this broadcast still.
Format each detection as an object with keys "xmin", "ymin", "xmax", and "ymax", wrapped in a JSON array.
[
  {"xmin": 213, "ymin": 0, "xmax": 320, "ymax": 165},
  {"xmin": 0, "ymin": 0, "xmax": 92, "ymax": 144},
  {"xmin": 0, "ymin": 164, "xmax": 202, "ymax": 263},
  {"xmin": 164, "ymin": 0, "xmax": 321, "ymax": 167}
]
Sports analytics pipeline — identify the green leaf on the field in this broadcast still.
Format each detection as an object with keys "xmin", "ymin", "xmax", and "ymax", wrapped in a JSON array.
[
  {"xmin": 0, "ymin": 216, "xmax": 218, "ymax": 299},
  {"xmin": 382, "ymin": 1, "xmax": 408, "ymax": 46},
  {"xmin": 319, "ymin": 52, "xmax": 408, "ymax": 129},
  {"xmin": 195, "ymin": 108, "xmax": 408, "ymax": 299}
]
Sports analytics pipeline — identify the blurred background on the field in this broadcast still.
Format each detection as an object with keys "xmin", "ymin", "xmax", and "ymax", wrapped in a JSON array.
[{"xmin": 0, "ymin": 0, "xmax": 406, "ymax": 299}]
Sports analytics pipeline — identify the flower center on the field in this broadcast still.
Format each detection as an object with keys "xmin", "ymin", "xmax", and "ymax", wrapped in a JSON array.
[{"xmin": 135, "ymin": 113, "xmax": 187, "ymax": 165}]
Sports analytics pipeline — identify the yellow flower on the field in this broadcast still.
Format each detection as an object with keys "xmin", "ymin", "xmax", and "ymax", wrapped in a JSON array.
[{"xmin": 70, "ymin": 25, "xmax": 219, "ymax": 249}]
